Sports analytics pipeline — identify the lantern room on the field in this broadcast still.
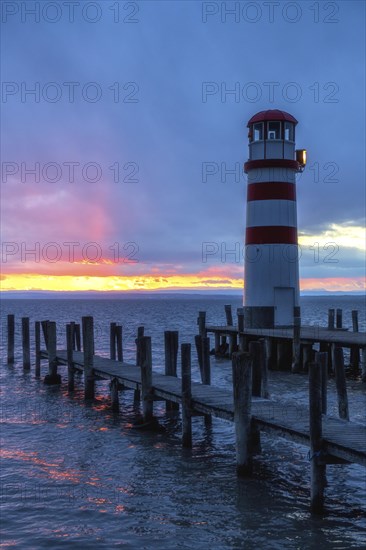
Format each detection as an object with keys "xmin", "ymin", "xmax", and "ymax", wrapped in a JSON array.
[{"xmin": 247, "ymin": 109, "xmax": 298, "ymax": 162}]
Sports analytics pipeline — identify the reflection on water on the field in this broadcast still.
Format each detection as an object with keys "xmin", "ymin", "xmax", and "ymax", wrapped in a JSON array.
[{"xmin": 0, "ymin": 296, "xmax": 365, "ymax": 548}]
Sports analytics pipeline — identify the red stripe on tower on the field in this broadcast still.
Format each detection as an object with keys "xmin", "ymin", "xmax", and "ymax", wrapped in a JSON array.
[
  {"xmin": 245, "ymin": 226, "xmax": 298, "ymax": 245},
  {"xmin": 247, "ymin": 182, "xmax": 296, "ymax": 201}
]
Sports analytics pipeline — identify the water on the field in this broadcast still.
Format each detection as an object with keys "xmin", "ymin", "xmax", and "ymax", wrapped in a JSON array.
[{"xmin": 1, "ymin": 295, "xmax": 365, "ymax": 549}]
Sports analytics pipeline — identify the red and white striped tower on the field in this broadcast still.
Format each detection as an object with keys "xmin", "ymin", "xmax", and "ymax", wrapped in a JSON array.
[{"xmin": 244, "ymin": 110, "xmax": 306, "ymax": 328}]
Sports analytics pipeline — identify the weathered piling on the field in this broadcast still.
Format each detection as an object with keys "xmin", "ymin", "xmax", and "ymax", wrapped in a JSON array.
[
  {"xmin": 22, "ymin": 317, "xmax": 30, "ymax": 370},
  {"xmin": 336, "ymin": 308, "xmax": 343, "ymax": 329},
  {"xmin": 309, "ymin": 359, "xmax": 325, "ymax": 514},
  {"xmin": 116, "ymin": 325, "xmax": 123, "ymax": 362},
  {"xmin": 332, "ymin": 345, "xmax": 349, "ymax": 420},
  {"xmin": 315, "ymin": 351, "xmax": 328, "ymax": 415},
  {"xmin": 110, "ymin": 377, "xmax": 120, "ymax": 412},
  {"xmin": 328, "ymin": 309, "xmax": 335, "ymax": 330},
  {"xmin": 249, "ymin": 341, "xmax": 261, "ymax": 397},
  {"xmin": 44, "ymin": 321, "xmax": 61, "ymax": 385},
  {"xmin": 7, "ymin": 314, "xmax": 15, "ymax": 364},
  {"xmin": 181, "ymin": 343, "xmax": 192, "ymax": 448},
  {"xmin": 225, "ymin": 304, "xmax": 233, "ymax": 326},
  {"xmin": 350, "ymin": 310, "xmax": 359, "ymax": 372},
  {"xmin": 35, "ymin": 321, "xmax": 41, "ymax": 377},
  {"xmin": 361, "ymin": 348, "xmax": 366, "ymax": 383},
  {"xmin": 232, "ymin": 352, "xmax": 253, "ymax": 476},
  {"xmin": 302, "ymin": 344, "xmax": 314, "ymax": 373},
  {"xmin": 291, "ymin": 315, "xmax": 301, "ymax": 373},
  {"xmin": 41, "ymin": 320, "xmax": 49, "ymax": 349},
  {"xmin": 66, "ymin": 323, "xmax": 74, "ymax": 391},
  {"xmin": 140, "ymin": 336, "xmax": 153, "ymax": 422},
  {"xmin": 197, "ymin": 311, "xmax": 206, "ymax": 337},
  {"xmin": 214, "ymin": 332, "xmax": 220, "ymax": 354},
  {"xmin": 74, "ymin": 324, "xmax": 81, "ymax": 351},
  {"xmin": 110, "ymin": 322, "xmax": 116, "ymax": 360},
  {"xmin": 277, "ymin": 340, "xmax": 291, "ymax": 370},
  {"xmin": 237, "ymin": 308, "xmax": 244, "ymax": 333},
  {"xmin": 164, "ymin": 330, "xmax": 179, "ymax": 411},
  {"xmin": 134, "ymin": 327, "xmax": 144, "ymax": 402},
  {"xmin": 82, "ymin": 316, "xmax": 95, "ymax": 399},
  {"xmin": 259, "ymin": 338, "xmax": 269, "ymax": 398}
]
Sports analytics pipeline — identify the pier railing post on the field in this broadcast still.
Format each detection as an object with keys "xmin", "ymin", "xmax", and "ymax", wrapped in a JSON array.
[
  {"xmin": 164, "ymin": 331, "xmax": 179, "ymax": 411},
  {"xmin": 232, "ymin": 352, "xmax": 253, "ymax": 476},
  {"xmin": 82, "ymin": 316, "xmax": 95, "ymax": 399},
  {"xmin": 134, "ymin": 326, "xmax": 144, "ymax": 402},
  {"xmin": 22, "ymin": 317, "xmax": 30, "ymax": 370},
  {"xmin": 110, "ymin": 322, "xmax": 116, "ymax": 360},
  {"xmin": 350, "ymin": 310, "xmax": 359, "ymax": 373},
  {"xmin": 309, "ymin": 359, "xmax": 325, "ymax": 514},
  {"xmin": 327, "ymin": 309, "xmax": 335, "ymax": 330},
  {"xmin": 237, "ymin": 308, "xmax": 244, "ymax": 333},
  {"xmin": 336, "ymin": 308, "xmax": 342, "ymax": 329},
  {"xmin": 66, "ymin": 323, "xmax": 74, "ymax": 391},
  {"xmin": 181, "ymin": 343, "xmax": 192, "ymax": 448},
  {"xmin": 35, "ymin": 321, "xmax": 41, "ymax": 377},
  {"xmin": 44, "ymin": 321, "xmax": 61, "ymax": 385},
  {"xmin": 7, "ymin": 314, "xmax": 15, "ymax": 364},
  {"xmin": 116, "ymin": 325, "xmax": 123, "ymax": 362},
  {"xmin": 225, "ymin": 304, "xmax": 233, "ymax": 326},
  {"xmin": 332, "ymin": 345, "xmax": 349, "ymax": 420},
  {"xmin": 197, "ymin": 311, "xmax": 206, "ymax": 337},
  {"xmin": 140, "ymin": 336, "xmax": 153, "ymax": 422}
]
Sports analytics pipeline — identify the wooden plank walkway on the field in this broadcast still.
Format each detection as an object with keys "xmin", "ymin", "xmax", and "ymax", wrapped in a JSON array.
[
  {"xmin": 41, "ymin": 350, "xmax": 366, "ymax": 467},
  {"xmin": 206, "ymin": 325, "xmax": 366, "ymax": 347}
]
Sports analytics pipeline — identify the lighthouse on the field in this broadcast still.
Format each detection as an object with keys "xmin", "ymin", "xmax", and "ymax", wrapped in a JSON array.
[{"xmin": 244, "ymin": 110, "xmax": 306, "ymax": 328}]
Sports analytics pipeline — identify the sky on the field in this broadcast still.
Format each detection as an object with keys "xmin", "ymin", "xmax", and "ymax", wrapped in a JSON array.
[{"xmin": 1, "ymin": 0, "xmax": 365, "ymax": 294}]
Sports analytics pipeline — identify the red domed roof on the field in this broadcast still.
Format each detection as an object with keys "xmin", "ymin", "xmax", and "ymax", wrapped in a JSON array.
[{"xmin": 247, "ymin": 110, "xmax": 298, "ymax": 126}]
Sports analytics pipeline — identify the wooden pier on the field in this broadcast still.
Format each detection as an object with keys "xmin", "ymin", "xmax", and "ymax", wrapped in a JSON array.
[{"xmin": 5, "ymin": 312, "xmax": 366, "ymax": 515}]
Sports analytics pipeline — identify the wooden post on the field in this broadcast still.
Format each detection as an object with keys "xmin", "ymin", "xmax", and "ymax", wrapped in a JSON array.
[
  {"xmin": 309, "ymin": 360, "xmax": 325, "ymax": 514},
  {"xmin": 229, "ymin": 333, "xmax": 237, "ymax": 357},
  {"xmin": 41, "ymin": 320, "xmax": 49, "ymax": 349},
  {"xmin": 7, "ymin": 314, "xmax": 15, "ymax": 364},
  {"xmin": 22, "ymin": 317, "xmax": 30, "ymax": 370},
  {"xmin": 195, "ymin": 335, "xmax": 203, "ymax": 376},
  {"xmin": 82, "ymin": 316, "xmax": 95, "ymax": 400},
  {"xmin": 35, "ymin": 321, "xmax": 41, "ymax": 377},
  {"xmin": 110, "ymin": 322, "xmax": 116, "ymax": 360},
  {"xmin": 66, "ymin": 323, "xmax": 74, "ymax": 391},
  {"xmin": 259, "ymin": 338, "xmax": 269, "ymax": 398},
  {"xmin": 315, "ymin": 351, "xmax": 327, "ymax": 415},
  {"xmin": 328, "ymin": 309, "xmax": 335, "ymax": 330},
  {"xmin": 291, "ymin": 316, "xmax": 301, "ymax": 373},
  {"xmin": 197, "ymin": 311, "xmax": 206, "ymax": 337},
  {"xmin": 225, "ymin": 304, "xmax": 233, "ymax": 326},
  {"xmin": 237, "ymin": 308, "xmax": 244, "ymax": 332},
  {"xmin": 134, "ymin": 327, "xmax": 144, "ymax": 402},
  {"xmin": 75, "ymin": 324, "xmax": 81, "ymax": 351},
  {"xmin": 110, "ymin": 377, "xmax": 120, "ymax": 412},
  {"xmin": 277, "ymin": 340, "xmax": 291, "ymax": 370},
  {"xmin": 332, "ymin": 345, "xmax": 349, "ymax": 420},
  {"xmin": 116, "ymin": 325, "xmax": 123, "ymax": 362},
  {"xmin": 350, "ymin": 310, "xmax": 359, "ymax": 373},
  {"xmin": 181, "ymin": 343, "xmax": 192, "ymax": 448},
  {"xmin": 249, "ymin": 341, "xmax": 261, "ymax": 397},
  {"xmin": 140, "ymin": 336, "xmax": 153, "ymax": 422},
  {"xmin": 336, "ymin": 308, "xmax": 342, "ymax": 329},
  {"xmin": 164, "ymin": 331, "xmax": 179, "ymax": 411},
  {"xmin": 44, "ymin": 321, "xmax": 61, "ymax": 385},
  {"xmin": 232, "ymin": 352, "xmax": 253, "ymax": 476}
]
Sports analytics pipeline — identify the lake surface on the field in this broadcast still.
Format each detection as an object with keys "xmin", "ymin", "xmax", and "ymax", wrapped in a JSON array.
[{"xmin": 1, "ymin": 295, "xmax": 365, "ymax": 549}]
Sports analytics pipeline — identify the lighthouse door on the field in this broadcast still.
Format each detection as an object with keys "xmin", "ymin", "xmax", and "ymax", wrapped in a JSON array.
[{"xmin": 274, "ymin": 287, "xmax": 294, "ymax": 327}]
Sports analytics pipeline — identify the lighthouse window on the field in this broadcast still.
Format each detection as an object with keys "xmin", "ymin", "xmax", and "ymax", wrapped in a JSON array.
[
  {"xmin": 284, "ymin": 122, "xmax": 294, "ymax": 141},
  {"xmin": 253, "ymin": 123, "xmax": 263, "ymax": 141},
  {"xmin": 267, "ymin": 122, "xmax": 281, "ymax": 139}
]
